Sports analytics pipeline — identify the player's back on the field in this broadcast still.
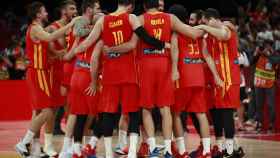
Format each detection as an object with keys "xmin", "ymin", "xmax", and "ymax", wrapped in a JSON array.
[
  {"xmin": 139, "ymin": 12, "xmax": 171, "ymax": 58},
  {"xmin": 101, "ymin": 12, "xmax": 137, "ymax": 85},
  {"xmin": 26, "ymin": 23, "xmax": 49, "ymax": 69}
]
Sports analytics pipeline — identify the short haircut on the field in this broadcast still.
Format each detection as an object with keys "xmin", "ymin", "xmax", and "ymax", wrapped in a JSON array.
[
  {"xmin": 27, "ymin": 1, "xmax": 45, "ymax": 20},
  {"xmin": 192, "ymin": 9, "xmax": 204, "ymax": 20},
  {"xmin": 59, "ymin": 0, "xmax": 76, "ymax": 10},
  {"xmin": 203, "ymin": 8, "xmax": 220, "ymax": 19},
  {"xmin": 144, "ymin": 0, "xmax": 159, "ymax": 9},
  {"xmin": 81, "ymin": 0, "xmax": 98, "ymax": 13},
  {"xmin": 118, "ymin": 0, "xmax": 135, "ymax": 6},
  {"xmin": 168, "ymin": 4, "xmax": 187, "ymax": 23}
]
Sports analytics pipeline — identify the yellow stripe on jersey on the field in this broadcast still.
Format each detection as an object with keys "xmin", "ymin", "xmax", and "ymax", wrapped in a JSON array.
[
  {"xmin": 223, "ymin": 43, "xmax": 232, "ymax": 91},
  {"xmin": 38, "ymin": 44, "xmax": 43, "ymax": 69},
  {"xmin": 34, "ymin": 45, "xmax": 38, "ymax": 69},
  {"xmin": 219, "ymin": 42, "xmax": 226, "ymax": 96},
  {"xmin": 41, "ymin": 70, "xmax": 50, "ymax": 96},
  {"xmin": 37, "ymin": 70, "xmax": 45, "ymax": 91}
]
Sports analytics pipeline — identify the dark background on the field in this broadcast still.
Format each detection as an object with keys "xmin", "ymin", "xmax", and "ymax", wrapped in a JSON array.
[{"xmin": 0, "ymin": 0, "xmax": 252, "ymax": 18}]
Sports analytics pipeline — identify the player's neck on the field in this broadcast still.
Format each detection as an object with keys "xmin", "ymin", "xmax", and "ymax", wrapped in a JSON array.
[
  {"xmin": 32, "ymin": 19, "xmax": 43, "ymax": 27},
  {"xmin": 115, "ymin": 6, "xmax": 127, "ymax": 14},
  {"xmin": 82, "ymin": 13, "xmax": 91, "ymax": 23},
  {"xmin": 58, "ymin": 17, "xmax": 67, "ymax": 26},
  {"xmin": 146, "ymin": 8, "xmax": 159, "ymax": 13}
]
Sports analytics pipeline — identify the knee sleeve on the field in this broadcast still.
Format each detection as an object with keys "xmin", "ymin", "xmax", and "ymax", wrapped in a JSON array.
[
  {"xmin": 210, "ymin": 109, "xmax": 223, "ymax": 138},
  {"xmin": 128, "ymin": 112, "xmax": 140, "ymax": 134},
  {"xmin": 222, "ymin": 109, "xmax": 235, "ymax": 139},
  {"xmin": 91, "ymin": 114, "xmax": 103, "ymax": 138},
  {"xmin": 101, "ymin": 113, "xmax": 115, "ymax": 137},
  {"xmin": 74, "ymin": 115, "xmax": 88, "ymax": 142},
  {"xmin": 190, "ymin": 113, "xmax": 201, "ymax": 136}
]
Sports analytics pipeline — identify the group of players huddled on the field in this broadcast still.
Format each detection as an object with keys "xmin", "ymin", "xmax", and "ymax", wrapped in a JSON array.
[{"xmin": 15, "ymin": 0, "xmax": 245, "ymax": 158}]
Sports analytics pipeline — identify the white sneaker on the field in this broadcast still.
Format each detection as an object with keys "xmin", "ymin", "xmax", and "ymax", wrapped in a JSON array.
[
  {"xmin": 44, "ymin": 144, "xmax": 58, "ymax": 157},
  {"xmin": 15, "ymin": 142, "xmax": 31, "ymax": 158},
  {"xmin": 58, "ymin": 151, "xmax": 72, "ymax": 158}
]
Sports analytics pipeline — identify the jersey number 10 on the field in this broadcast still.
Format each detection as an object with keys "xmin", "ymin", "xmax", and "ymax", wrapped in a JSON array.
[{"xmin": 112, "ymin": 31, "xmax": 124, "ymax": 45}]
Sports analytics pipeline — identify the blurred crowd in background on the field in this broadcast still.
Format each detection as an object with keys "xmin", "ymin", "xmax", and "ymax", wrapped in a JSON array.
[{"xmin": 0, "ymin": 0, "xmax": 280, "ymax": 132}]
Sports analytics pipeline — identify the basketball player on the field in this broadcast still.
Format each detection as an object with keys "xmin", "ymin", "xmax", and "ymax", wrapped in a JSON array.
[
  {"xmin": 169, "ymin": 5, "xmax": 223, "ymax": 158},
  {"xmin": 198, "ymin": 8, "xmax": 241, "ymax": 158},
  {"xmin": 15, "ymin": 2, "xmax": 79, "ymax": 158},
  {"xmin": 42, "ymin": 1, "xmax": 77, "ymax": 157}
]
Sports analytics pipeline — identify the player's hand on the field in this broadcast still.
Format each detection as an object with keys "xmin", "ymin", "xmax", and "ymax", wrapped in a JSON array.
[
  {"xmin": 85, "ymin": 81, "xmax": 97, "ymax": 96},
  {"xmin": 171, "ymin": 68, "xmax": 180, "ymax": 82},
  {"xmin": 214, "ymin": 75, "xmax": 224, "ymax": 88},
  {"xmin": 70, "ymin": 16, "xmax": 82, "ymax": 25},
  {"xmin": 103, "ymin": 45, "xmax": 111, "ymax": 54},
  {"xmin": 63, "ymin": 52, "xmax": 73, "ymax": 61},
  {"xmin": 165, "ymin": 42, "xmax": 171, "ymax": 49}
]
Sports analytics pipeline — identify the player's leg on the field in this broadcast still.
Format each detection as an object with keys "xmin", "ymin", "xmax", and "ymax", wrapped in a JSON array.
[
  {"xmin": 115, "ymin": 114, "xmax": 129, "ymax": 155},
  {"xmin": 196, "ymin": 113, "xmax": 211, "ymax": 156},
  {"xmin": 160, "ymin": 106, "xmax": 173, "ymax": 155},
  {"xmin": 142, "ymin": 108, "xmax": 157, "ymax": 153},
  {"xmin": 72, "ymin": 114, "xmax": 88, "ymax": 157},
  {"xmin": 210, "ymin": 109, "xmax": 224, "ymax": 153},
  {"xmin": 44, "ymin": 108, "xmax": 58, "ymax": 157},
  {"xmin": 222, "ymin": 108, "xmax": 235, "ymax": 156}
]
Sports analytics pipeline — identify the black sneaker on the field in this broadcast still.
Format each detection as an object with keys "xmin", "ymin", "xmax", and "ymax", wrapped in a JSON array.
[
  {"xmin": 233, "ymin": 147, "xmax": 245, "ymax": 158},
  {"xmin": 223, "ymin": 152, "xmax": 235, "ymax": 158},
  {"xmin": 15, "ymin": 142, "xmax": 31, "ymax": 158}
]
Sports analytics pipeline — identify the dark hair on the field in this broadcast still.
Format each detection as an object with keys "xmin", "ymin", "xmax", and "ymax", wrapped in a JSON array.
[
  {"xmin": 27, "ymin": 1, "xmax": 45, "ymax": 20},
  {"xmin": 118, "ymin": 0, "xmax": 135, "ymax": 6},
  {"xmin": 81, "ymin": 0, "xmax": 98, "ymax": 13},
  {"xmin": 203, "ymin": 8, "xmax": 220, "ymax": 19},
  {"xmin": 168, "ymin": 4, "xmax": 187, "ymax": 23},
  {"xmin": 144, "ymin": 0, "xmax": 159, "ymax": 9},
  {"xmin": 192, "ymin": 9, "xmax": 203, "ymax": 20},
  {"xmin": 59, "ymin": 0, "xmax": 76, "ymax": 10}
]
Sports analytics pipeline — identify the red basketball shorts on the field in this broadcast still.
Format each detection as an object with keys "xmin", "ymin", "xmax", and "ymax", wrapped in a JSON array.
[
  {"xmin": 213, "ymin": 84, "xmax": 240, "ymax": 109},
  {"xmin": 26, "ymin": 68, "xmax": 54, "ymax": 110},
  {"xmin": 69, "ymin": 69, "xmax": 99, "ymax": 115},
  {"xmin": 173, "ymin": 87, "xmax": 207, "ymax": 113},
  {"xmin": 139, "ymin": 58, "xmax": 175, "ymax": 109},
  {"xmin": 98, "ymin": 83, "xmax": 139, "ymax": 114}
]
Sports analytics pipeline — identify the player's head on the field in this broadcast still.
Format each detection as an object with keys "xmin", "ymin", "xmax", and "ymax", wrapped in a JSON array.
[
  {"xmin": 158, "ymin": 0, "xmax": 164, "ymax": 11},
  {"xmin": 189, "ymin": 10, "xmax": 203, "ymax": 26},
  {"xmin": 144, "ymin": 0, "xmax": 159, "ymax": 10},
  {"xmin": 118, "ymin": 0, "xmax": 135, "ymax": 13},
  {"xmin": 168, "ymin": 4, "xmax": 187, "ymax": 24},
  {"xmin": 81, "ymin": 0, "xmax": 101, "ymax": 18},
  {"xmin": 27, "ymin": 1, "xmax": 48, "ymax": 23},
  {"xmin": 202, "ymin": 8, "xmax": 220, "ymax": 26},
  {"xmin": 60, "ymin": 0, "xmax": 77, "ymax": 21}
]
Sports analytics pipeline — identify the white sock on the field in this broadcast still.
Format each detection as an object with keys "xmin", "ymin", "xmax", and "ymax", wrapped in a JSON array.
[
  {"xmin": 202, "ymin": 138, "xmax": 211, "ymax": 155},
  {"xmin": 73, "ymin": 143, "xmax": 82, "ymax": 156},
  {"xmin": 225, "ymin": 139, "xmax": 234, "ymax": 155},
  {"xmin": 32, "ymin": 138, "xmax": 41, "ymax": 156},
  {"xmin": 22, "ymin": 130, "xmax": 35, "ymax": 145},
  {"xmin": 176, "ymin": 137, "xmax": 186, "ymax": 155},
  {"xmin": 216, "ymin": 139, "xmax": 224, "ymax": 152},
  {"xmin": 89, "ymin": 136, "xmax": 98, "ymax": 148},
  {"xmin": 128, "ymin": 133, "xmax": 138, "ymax": 158},
  {"xmin": 104, "ymin": 137, "xmax": 113, "ymax": 158},
  {"xmin": 164, "ymin": 139, "xmax": 172, "ymax": 154},
  {"xmin": 147, "ymin": 137, "xmax": 156, "ymax": 152},
  {"xmin": 118, "ymin": 130, "xmax": 128, "ymax": 148},
  {"xmin": 44, "ymin": 133, "xmax": 53, "ymax": 148},
  {"xmin": 233, "ymin": 138, "xmax": 239, "ymax": 150},
  {"xmin": 61, "ymin": 137, "xmax": 72, "ymax": 152}
]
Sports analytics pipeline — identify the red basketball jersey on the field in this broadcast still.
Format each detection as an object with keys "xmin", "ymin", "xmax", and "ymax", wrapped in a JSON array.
[
  {"xmin": 177, "ymin": 35, "xmax": 205, "ymax": 87},
  {"xmin": 139, "ymin": 12, "xmax": 171, "ymax": 58},
  {"xmin": 101, "ymin": 12, "xmax": 137, "ymax": 85},
  {"xmin": 26, "ymin": 23, "xmax": 49, "ymax": 69}
]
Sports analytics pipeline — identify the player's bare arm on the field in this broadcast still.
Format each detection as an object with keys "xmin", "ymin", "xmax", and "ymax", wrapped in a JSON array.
[
  {"xmin": 196, "ymin": 24, "xmax": 231, "ymax": 41},
  {"xmin": 202, "ymin": 38, "xmax": 224, "ymax": 88},
  {"xmin": 171, "ymin": 15, "xmax": 204, "ymax": 39},
  {"xmin": 46, "ymin": 25, "xmax": 67, "ymax": 59},
  {"xmin": 63, "ymin": 37, "xmax": 80, "ymax": 61},
  {"xmin": 73, "ymin": 18, "xmax": 92, "ymax": 37},
  {"xmin": 89, "ymin": 40, "xmax": 103, "ymax": 95},
  {"xmin": 31, "ymin": 17, "xmax": 79, "ymax": 42},
  {"xmin": 74, "ymin": 17, "xmax": 104, "ymax": 54},
  {"xmin": 171, "ymin": 32, "xmax": 179, "ymax": 81}
]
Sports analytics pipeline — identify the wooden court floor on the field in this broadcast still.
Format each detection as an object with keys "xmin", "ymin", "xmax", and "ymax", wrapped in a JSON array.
[{"xmin": 0, "ymin": 121, "xmax": 280, "ymax": 158}]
